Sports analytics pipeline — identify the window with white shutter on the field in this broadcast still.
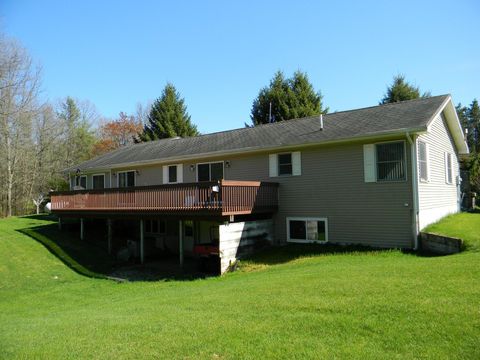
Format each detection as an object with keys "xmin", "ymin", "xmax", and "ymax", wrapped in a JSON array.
[
  {"xmin": 269, "ymin": 152, "xmax": 301, "ymax": 177},
  {"xmin": 418, "ymin": 141, "xmax": 428, "ymax": 182}
]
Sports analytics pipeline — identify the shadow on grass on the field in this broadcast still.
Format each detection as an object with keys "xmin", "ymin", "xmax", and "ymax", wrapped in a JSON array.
[
  {"xmin": 20, "ymin": 213, "xmax": 58, "ymax": 221},
  {"xmin": 239, "ymin": 243, "xmax": 394, "ymax": 267},
  {"xmin": 17, "ymin": 223, "xmax": 209, "ymax": 282}
]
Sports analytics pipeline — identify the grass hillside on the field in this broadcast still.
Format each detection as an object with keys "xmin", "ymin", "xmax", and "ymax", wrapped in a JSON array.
[{"xmin": 0, "ymin": 214, "xmax": 479, "ymax": 359}]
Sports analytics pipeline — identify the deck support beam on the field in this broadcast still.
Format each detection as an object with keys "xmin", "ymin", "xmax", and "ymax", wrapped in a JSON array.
[
  {"xmin": 140, "ymin": 219, "xmax": 144, "ymax": 264},
  {"xmin": 179, "ymin": 219, "xmax": 184, "ymax": 267},
  {"xmin": 80, "ymin": 218, "xmax": 84, "ymax": 240},
  {"xmin": 107, "ymin": 219, "xmax": 112, "ymax": 255}
]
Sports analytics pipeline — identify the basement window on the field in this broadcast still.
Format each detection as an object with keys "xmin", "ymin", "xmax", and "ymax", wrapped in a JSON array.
[
  {"xmin": 145, "ymin": 220, "xmax": 166, "ymax": 234},
  {"xmin": 287, "ymin": 217, "xmax": 328, "ymax": 243}
]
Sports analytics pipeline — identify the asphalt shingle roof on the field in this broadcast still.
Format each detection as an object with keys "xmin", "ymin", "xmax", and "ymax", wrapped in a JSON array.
[{"xmin": 71, "ymin": 95, "xmax": 449, "ymax": 172}]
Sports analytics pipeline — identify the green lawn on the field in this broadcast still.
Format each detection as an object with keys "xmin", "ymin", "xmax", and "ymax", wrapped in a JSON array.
[{"xmin": 0, "ymin": 214, "xmax": 479, "ymax": 359}]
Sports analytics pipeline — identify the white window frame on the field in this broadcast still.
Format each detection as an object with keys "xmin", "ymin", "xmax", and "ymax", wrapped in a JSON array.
[
  {"xmin": 286, "ymin": 217, "xmax": 328, "ymax": 244},
  {"xmin": 92, "ymin": 173, "xmax": 106, "ymax": 189},
  {"xmin": 445, "ymin": 152, "xmax": 453, "ymax": 185},
  {"xmin": 374, "ymin": 140, "xmax": 407, "ymax": 183},
  {"xmin": 168, "ymin": 165, "xmax": 178, "ymax": 183},
  {"xmin": 196, "ymin": 161, "xmax": 224, "ymax": 182},
  {"xmin": 75, "ymin": 175, "xmax": 87, "ymax": 189},
  {"xmin": 163, "ymin": 164, "xmax": 183, "ymax": 184},
  {"xmin": 117, "ymin": 170, "xmax": 136, "ymax": 188},
  {"xmin": 417, "ymin": 140, "xmax": 429, "ymax": 183},
  {"xmin": 277, "ymin": 152, "xmax": 293, "ymax": 176}
]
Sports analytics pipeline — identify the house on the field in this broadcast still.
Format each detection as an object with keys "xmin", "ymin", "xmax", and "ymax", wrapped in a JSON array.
[{"xmin": 50, "ymin": 95, "xmax": 469, "ymax": 273}]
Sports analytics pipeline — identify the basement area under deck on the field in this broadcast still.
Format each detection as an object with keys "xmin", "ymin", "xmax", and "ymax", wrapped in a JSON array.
[{"xmin": 50, "ymin": 180, "xmax": 279, "ymax": 218}]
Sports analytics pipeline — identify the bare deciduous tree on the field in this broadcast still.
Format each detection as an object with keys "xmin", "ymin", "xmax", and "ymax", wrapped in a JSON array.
[{"xmin": 0, "ymin": 36, "xmax": 41, "ymax": 216}]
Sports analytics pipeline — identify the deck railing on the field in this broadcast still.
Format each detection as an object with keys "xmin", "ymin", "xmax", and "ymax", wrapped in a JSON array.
[{"xmin": 50, "ymin": 180, "xmax": 279, "ymax": 216}]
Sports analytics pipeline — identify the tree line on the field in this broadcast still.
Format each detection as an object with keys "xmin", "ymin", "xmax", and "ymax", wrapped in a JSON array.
[{"xmin": 1, "ymin": 33, "xmax": 478, "ymax": 216}]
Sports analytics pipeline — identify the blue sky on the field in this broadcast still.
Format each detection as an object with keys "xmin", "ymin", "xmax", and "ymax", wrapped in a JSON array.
[{"xmin": 2, "ymin": 0, "xmax": 479, "ymax": 133}]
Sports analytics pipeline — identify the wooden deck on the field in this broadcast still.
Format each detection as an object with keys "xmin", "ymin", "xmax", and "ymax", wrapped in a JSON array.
[{"xmin": 50, "ymin": 180, "xmax": 279, "ymax": 217}]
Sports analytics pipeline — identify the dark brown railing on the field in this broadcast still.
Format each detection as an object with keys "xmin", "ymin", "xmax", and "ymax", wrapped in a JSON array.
[{"xmin": 50, "ymin": 180, "xmax": 279, "ymax": 216}]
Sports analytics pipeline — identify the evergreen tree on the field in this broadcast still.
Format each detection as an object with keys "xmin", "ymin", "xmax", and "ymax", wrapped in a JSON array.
[
  {"xmin": 458, "ymin": 99, "xmax": 480, "ymax": 154},
  {"xmin": 57, "ymin": 97, "xmax": 96, "ymax": 165},
  {"xmin": 466, "ymin": 99, "xmax": 480, "ymax": 153},
  {"xmin": 137, "ymin": 83, "xmax": 199, "ymax": 141},
  {"xmin": 380, "ymin": 75, "xmax": 430, "ymax": 104},
  {"xmin": 250, "ymin": 70, "xmax": 327, "ymax": 126}
]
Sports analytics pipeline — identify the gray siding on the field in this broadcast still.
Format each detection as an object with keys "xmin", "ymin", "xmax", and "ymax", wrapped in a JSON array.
[
  {"xmin": 83, "ymin": 139, "xmax": 415, "ymax": 248},
  {"xmin": 271, "ymin": 141, "xmax": 413, "ymax": 248},
  {"xmin": 417, "ymin": 113, "xmax": 460, "ymax": 229}
]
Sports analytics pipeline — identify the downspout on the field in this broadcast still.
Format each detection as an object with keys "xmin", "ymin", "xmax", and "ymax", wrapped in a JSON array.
[{"xmin": 406, "ymin": 132, "xmax": 419, "ymax": 250}]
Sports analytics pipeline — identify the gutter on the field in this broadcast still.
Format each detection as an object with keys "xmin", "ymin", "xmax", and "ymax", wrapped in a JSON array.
[{"xmin": 406, "ymin": 132, "xmax": 419, "ymax": 250}]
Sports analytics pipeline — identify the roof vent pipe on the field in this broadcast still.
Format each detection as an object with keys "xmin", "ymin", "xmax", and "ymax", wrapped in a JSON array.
[
  {"xmin": 320, "ymin": 114, "xmax": 324, "ymax": 131},
  {"xmin": 464, "ymin": 128, "xmax": 468, "ymax": 139}
]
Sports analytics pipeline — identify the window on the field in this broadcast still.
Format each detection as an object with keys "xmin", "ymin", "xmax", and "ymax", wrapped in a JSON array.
[
  {"xmin": 278, "ymin": 153, "xmax": 292, "ymax": 175},
  {"xmin": 287, "ymin": 217, "xmax": 328, "ymax": 243},
  {"xmin": 145, "ymin": 220, "xmax": 166, "ymax": 234},
  {"xmin": 418, "ymin": 141, "xmax": 428, "ymax": 182},
  {"xmin": 118, "ymin": 171, "xmax": 135, "ymax": 187},
  {"xmin": 168, "ymin": 165, "xmax": 177, "ymax": 183},
  {"xmin": 197, "ymin": 162, "xmax": 223, "ymax": 182},
  {"xmin": 75, "ymin": 175, "xmax": 87, "ymax": 189},
  {"xmin": 92, "ymin": 174, "xmax": 105, "ymax": 189},
  {"xmin": 269, "ymin": 152, "xmax": 301, "ymax": 177},
  {"xmin": 376, "ymin": 142, "xmax": 406, "ymax": 182},
  {"xmin": 445, "ymin": 152, "xmax": 453, "ymax": 184}
]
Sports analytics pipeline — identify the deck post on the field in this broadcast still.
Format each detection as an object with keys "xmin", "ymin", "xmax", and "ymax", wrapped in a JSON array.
[
  {"xmin": 58, "ymin": 217, "xmax": 62, "ymax": 231},
  {"xmin": 80, "ymin": 218, "xmax": 84, "ymax": 240},
  {"xmin": 179, "ymin": 220, "xmax": 184, "ymax": 267},
  {"xmin": 107, "ymin": 219, "xmax": 112, "ymax": 254},
  {"xmin": 140, "ymin": 219, "xmax": 144, "ymax": 264}
]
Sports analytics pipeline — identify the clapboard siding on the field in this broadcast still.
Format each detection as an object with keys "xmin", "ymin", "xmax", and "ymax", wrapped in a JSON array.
[
  {"xmin": 417, "ymin": 113, "xmax": 460, "ymax": 229},
  {"xmin": 219, "ymin": 220, "xmax": 274, "ymax": 273},
  {"xmin": 271, "ymin": 141, "xmax": 413, "ymax": 248},
  {"xmin": 120, "ymin": 140, "xmax": 413, "ymax": 248}
]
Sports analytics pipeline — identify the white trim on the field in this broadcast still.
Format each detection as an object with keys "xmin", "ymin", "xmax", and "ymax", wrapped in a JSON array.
[
  {"xmin": 196, "ymin": 161, "xmax": 224, "ymax": 182},
  {"xmin": 292, "ymin": 151, "xmax": 302, "ymax": 176},
  {"xmin": 117, "ymin": 170, "xmax": 136, "ymax": 187},
  {"xmin": 363, "ymin": 144, "xmax": 376, "ymax": 182},
  {"xmin": 425, "ymin": 96, "xmax": 469, "ymax": 155},
  {"xmin": 269, "ymin": 154, "xmax": 278, "ymax": 177},
  {"xmin": 92, "ymin": 173, "xmax": 105, "ymax": 189},
  {"xmin": 163, "ymin": 164, "xmax": 183, "ymax": 184},
  {"xmin": 286, "ymin": 217, "xmax": 329, "ymax": 243},
  {"xmin": 445, "ymin": 152, "xmax": 453, "ymax": 184},
  {"xmin": 406, "ymin": 132, "xmax": 419, "ymax": 250},
  {"xmin": 109, "ymin": 170, "xmax": 112, "ymax": 189},
  {"xmin": 417, "ymin": 140, "xmax": 429, "ymax": 183}
]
